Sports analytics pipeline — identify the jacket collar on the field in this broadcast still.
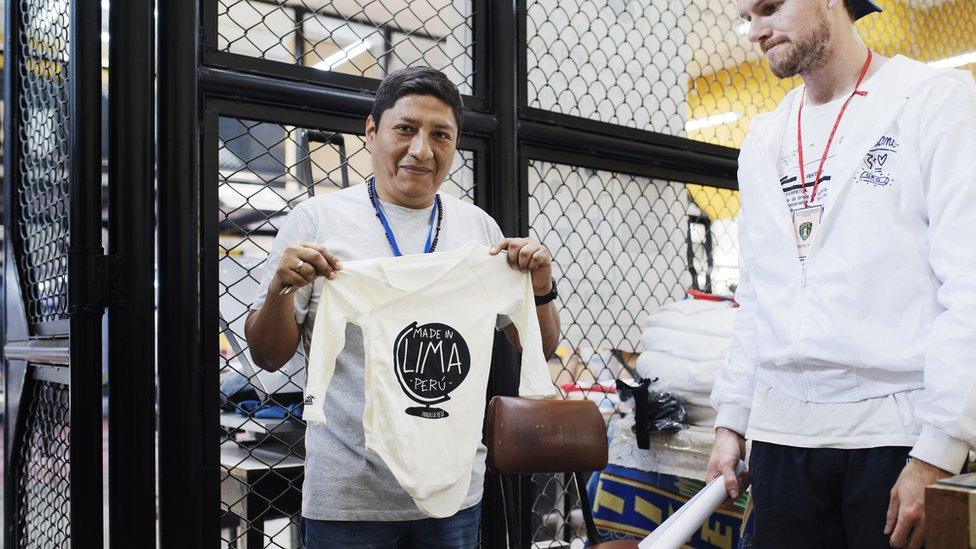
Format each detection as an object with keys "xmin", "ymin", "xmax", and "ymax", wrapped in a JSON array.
[{"xmin": 743, "ymin": 55, "xmax": 918, "ymax": 255}]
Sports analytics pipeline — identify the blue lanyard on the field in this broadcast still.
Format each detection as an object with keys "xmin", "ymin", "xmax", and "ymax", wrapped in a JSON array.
[{"xmin": 368, "ymin": 179, "xmax": 439, "ymax": 257}]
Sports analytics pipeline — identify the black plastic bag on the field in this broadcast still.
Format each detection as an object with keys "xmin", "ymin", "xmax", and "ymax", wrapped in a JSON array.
[{"xmin": 616, "ymin": 377, "xmax": 688, "ymax": 449}]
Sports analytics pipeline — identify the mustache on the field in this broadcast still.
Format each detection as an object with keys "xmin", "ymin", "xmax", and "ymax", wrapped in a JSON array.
[{"xmin": 761, "ymin": 38, "xmax": 788, "ymax": 53}]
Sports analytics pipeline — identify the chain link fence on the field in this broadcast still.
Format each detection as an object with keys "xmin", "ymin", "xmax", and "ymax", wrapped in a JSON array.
[
  {"xmin": 216, "ymin": 116, "xmax": 474, "ymax": 547},
  {"xmin": 523, "ymin": 0, "xmax": 790, "ymax": 146},
  {"xmin": 15, "ymin": 377, "xmax": 71, "ymax": 547},
  {"xmin": 217, "ymin": 0, "xmax": 475, "ymax": 94},
  {"xmin": 524, "ymin": 0, "xmax": 785, "ymax": 148},
  {"xmin": 526, "ymin": 0, "xmax": 691, "ymax": 135},
  {"xmin": 527, "ymin": 0, "xmax": 976, "ymax": 152},
  {"xmin": 15, "ymin": 0, "xmax": 71, "ymax": 325}
]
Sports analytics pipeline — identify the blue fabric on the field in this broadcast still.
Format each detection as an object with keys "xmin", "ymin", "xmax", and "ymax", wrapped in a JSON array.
[
  {"xmin": 300, "ymin": 502, "xmax": 481, "ymax": 549},
  {"xmin": 219, "ymin": 369, "xmax": 256, "ymax": 406},
  {"xmin": 234, "ymin": 400, "xmax": 303, "ymax": 419}
]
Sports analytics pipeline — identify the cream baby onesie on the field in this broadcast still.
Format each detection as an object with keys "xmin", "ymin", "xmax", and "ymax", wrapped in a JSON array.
[{"xmin": 304, "ymin": 241, "xmax": 557, "ymax": 517}]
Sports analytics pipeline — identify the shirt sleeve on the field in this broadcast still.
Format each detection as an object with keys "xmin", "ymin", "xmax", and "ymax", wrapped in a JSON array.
[
  {"xmin": 250, "ymin": 202, "xmax": 316, "ymax": 325},
  {"xmin": 477, "ymin": 209, "xmax": 513, "ymax": 330},
  {"xmin": 710, "ymin": 190, "xmax": 759, "ymax": 436},
  {"xmin": 302, "ymin": 271, "xmax": 355, "ymax": 424},
  {"xmin": 481, "ymin": 208, "xmax": 505, "ymax": 245},
  {"xmin": 483, "ymin": 258, "xmax": 557, "ymax": 399},
  {"xmin": 908, "ymin": 72, "xmax": 976, "ymax": 473}
]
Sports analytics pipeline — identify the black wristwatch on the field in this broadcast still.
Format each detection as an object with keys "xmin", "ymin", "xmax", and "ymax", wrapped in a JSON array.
[{"xmin": 534, "ymin": 278, "xmax": 558, "ymax": 306}]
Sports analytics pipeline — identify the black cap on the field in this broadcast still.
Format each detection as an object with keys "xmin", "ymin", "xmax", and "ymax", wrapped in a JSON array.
[{"xmin": 850, "ymin": 0, "xmax": 882, "ymax": 20}]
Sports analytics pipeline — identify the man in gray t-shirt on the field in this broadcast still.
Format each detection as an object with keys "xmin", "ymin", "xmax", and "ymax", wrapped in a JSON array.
[{"xmin": 245, "ymin": 67, "xmax": 561, "ymax": 548}]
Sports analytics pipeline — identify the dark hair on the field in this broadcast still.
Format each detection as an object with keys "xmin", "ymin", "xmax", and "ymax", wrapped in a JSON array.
[
  {"xmin": 370, "ymin": 67, "xmax": 463, "ymax": 134},
  {"xmin": 842, "ymin": 0, "xmax": 858, "ymax": 20}
]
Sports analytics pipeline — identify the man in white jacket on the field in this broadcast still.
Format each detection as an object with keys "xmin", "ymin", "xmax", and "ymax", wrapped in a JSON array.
[{"xmin": 707, "ymin": 1, "xmax": 976, "ymax": 548}]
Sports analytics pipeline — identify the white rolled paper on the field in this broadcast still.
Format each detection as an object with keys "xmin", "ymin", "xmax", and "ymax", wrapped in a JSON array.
[{"xmin": 638, "ymin": 460, "xmax": 746, "ymax": 549}]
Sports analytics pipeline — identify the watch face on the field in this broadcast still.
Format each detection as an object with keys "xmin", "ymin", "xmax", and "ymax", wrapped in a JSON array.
[{"xmin": 393, "ymin": 321, "xmax": 471, "ymax": 419}]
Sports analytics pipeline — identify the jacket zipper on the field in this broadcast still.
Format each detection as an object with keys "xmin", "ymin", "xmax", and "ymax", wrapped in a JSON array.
[{"xmin": 793, "ymin": 252, "xmax": 808, "ymax": 350}]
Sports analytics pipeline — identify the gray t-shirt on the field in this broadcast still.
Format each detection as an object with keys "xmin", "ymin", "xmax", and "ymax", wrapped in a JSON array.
[{"xmin": 252, "ymin": 183, "xmax": 507, "ymax": 521}]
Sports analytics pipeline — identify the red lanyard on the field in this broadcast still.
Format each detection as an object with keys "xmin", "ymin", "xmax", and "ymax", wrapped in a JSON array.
[{"xmin": 797, "ymin": 49, "xmax": 873, "ymax": 207}]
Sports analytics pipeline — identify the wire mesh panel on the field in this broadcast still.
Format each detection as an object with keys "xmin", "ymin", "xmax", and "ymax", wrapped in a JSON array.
[
  {"xmin": 527, "ymin": 0, "xmax": 976, "ymax": 151},
  {"xmin": 893, "ymin": 0, "xmax": 976, "ymax": 76},
  {"xmin": 526, "ymin": 160, "xmax": 739, "ymax": 545},
  {"xmin": 526, "ymin": 0, "xmax": 692, "ymax": 134},
  {"xmin": 524, "ymin": 0, "xmax": 775, "ymax": 143},
  {"xmin": 216, "ymin": 117, "xmax": 475, "ymax": 547},
  {"xmin": 15, "ymin": 0, "xmax": 71, "ymax": 325},
  {"xmin": 216, "ymin": 0, "xmax": 475, "ymax": 94},
  {"xmin": 15, "ymin": 377, "xmax": 71, "ymax": 547},
  {"xmin": 686, "ymin": 0, "xmax": 976, "ymax": 149}
]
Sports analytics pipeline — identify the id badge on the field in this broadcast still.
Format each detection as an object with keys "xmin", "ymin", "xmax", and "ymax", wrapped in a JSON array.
[{"xmin": 792, "ymin": 204, "xmax": 823, "ymax": 260}]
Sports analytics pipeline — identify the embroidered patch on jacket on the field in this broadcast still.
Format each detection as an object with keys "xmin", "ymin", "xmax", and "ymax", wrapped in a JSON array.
[{"xmin": 858, "ymin": 136, "xmax": 899, "ymax": 188}]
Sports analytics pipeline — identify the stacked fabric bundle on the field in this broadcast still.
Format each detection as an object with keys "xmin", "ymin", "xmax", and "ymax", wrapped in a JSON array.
[{"xmin": 636, "ymin": 299, "xmax": 736, "ymax": 427}]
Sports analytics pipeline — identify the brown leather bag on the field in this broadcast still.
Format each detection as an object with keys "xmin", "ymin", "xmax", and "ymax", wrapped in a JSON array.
[{"xmin": 485, "ymin": 395, "xmax": 609, "ymax": 474}]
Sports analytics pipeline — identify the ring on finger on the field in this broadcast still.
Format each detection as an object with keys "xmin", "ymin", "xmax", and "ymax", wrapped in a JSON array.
[{"xmin": 293, "ymin": 259, "xmax": 305, "ymax": 273}]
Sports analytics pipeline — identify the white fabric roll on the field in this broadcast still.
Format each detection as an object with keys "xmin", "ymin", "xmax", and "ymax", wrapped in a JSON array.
[
  {"xmin": 640, "ymin": 326, "xmax": 731, "ymax": 361},
  {"xmin": 636, "ymin": 351, "xmax": 724, "ymax": 395},
  {"xmin": 642, "ymin": 300, "xmax": 736, "ymax": 337},
  {"xmin": 676, "ymin": 392, "xmax": 712, "ymax": 408}
]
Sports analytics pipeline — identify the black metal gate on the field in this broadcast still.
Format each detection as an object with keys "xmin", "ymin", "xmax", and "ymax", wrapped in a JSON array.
[{"xmin": 3, "ymin": 0, "xmax": 106, "ymax": 546}]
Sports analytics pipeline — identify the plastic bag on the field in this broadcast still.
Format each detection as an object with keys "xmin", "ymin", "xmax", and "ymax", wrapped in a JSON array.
[{"xmin": 616, "ymin": 377, "xmax": 688, "ymax": 449}]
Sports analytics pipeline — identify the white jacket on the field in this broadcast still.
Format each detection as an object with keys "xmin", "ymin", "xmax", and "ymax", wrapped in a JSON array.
[{"xmin": 711, "ymin": 56, "xmax": 976, "ymax": 473}]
